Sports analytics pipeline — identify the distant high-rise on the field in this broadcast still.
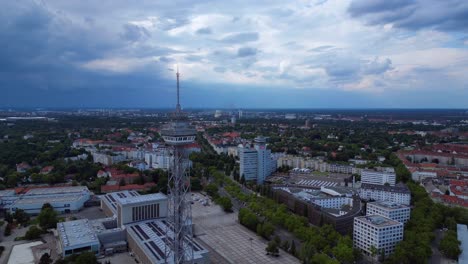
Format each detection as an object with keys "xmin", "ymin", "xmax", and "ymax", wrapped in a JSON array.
[
  {"xmin": 161, "ymin": 67, "xmax": 197, "ymax": 263},
  {"xmin": 238, "ymin": 110, "xmax": 243, "ymax": 119},
  {"xmin": 238, "ymin": 137, "xmax": 276, "ymax": 184},
  {"xmin": 231, "ymin": 115, "xmax": 236, "ymax": 125}
]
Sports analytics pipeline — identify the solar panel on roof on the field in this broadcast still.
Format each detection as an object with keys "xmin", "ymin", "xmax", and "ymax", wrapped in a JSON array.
[
  {"xmin": 130, "ymin": 226, "xmax": 144, "ymax": 241},
  {"xmin": 149, "ymin": 241, "xmax": 165, "ymax": 259},
  {"xmin": 145, "ymin": 242, "xmax": 161, "ymax": 261},
  {"xmin": 134, "ymin": 225, "xmax": 150, "ymax": 240},
  {"xmin": 189, "ymin": 239, "xmax": 203, "ymax": 252}
]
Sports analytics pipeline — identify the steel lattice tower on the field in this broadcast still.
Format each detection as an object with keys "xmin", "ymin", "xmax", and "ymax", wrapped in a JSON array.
[{"xmin": 161, "ymin": 67, "xmax": 196, "ymax": 264}]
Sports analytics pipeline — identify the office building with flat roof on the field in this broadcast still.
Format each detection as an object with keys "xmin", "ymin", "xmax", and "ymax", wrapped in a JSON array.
[
  {"xmin": 58, "ymin": 219, "xmax": 100, "ymax": 257},
  {"xmin": 360, "ymin": 183, "xmax": 411, "ymax": 205},
  {"xmin": 367, "ymin": 201, "xmax": 411, "ymax": 224},
  {"xmin": 101, "ymin": 191, "xmax": 167, "ymax": 226},
  {"xmin": 99, "ymin": 191, "xmax": 208, "ymax": 263},
  {"xmin": 354, "ymin": 215, "xmax": 404, "ymax": 260},
  {"xmin": 126, "ymin": 219, "xmax": 209, "ymax": 264},
  {"xmin": 5, "ymin": 186, "xmax": 91, "ymax": 215},
  {"xmin": 361, "ymin": 168, "xmax": 396, "ymax": 186}
]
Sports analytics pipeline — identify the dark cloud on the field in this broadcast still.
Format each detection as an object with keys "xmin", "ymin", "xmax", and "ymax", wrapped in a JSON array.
[
  {"xmin": 196, "ymin": 27, "xmax": 212, "ymax": 35},
  {"xmin": 348, "ymin": 0, "xmax": 468, "ymax": 32},
  {"xmin": 121, "ymin": 24, "xmax": 150, "ymax": 42},
  {"xmin": 221, "ymin": 32, "xmax": 259, "ymax": 43},
  {"xmin": 0, "ymin": 0, "xmax": 172, "ymax": 107},
  {"xmin": 237, "ymin": 47, "xmax": 257, "ymax": 57}
]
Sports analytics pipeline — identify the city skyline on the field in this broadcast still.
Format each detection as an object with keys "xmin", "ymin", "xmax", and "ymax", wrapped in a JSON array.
[{"xmin": 2, "ymin": 0, "xmax": 468, "ymax": 108}]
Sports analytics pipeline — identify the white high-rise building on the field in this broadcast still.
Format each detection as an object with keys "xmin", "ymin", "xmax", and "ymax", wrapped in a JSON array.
[
  {"xmin": 239, "ymin": 137, "xmax": 276, "ymax": 184},
  {"xmin": 144, "ymin": 150, "xmax": 173, "ymax": 170},
  {"xmin": 239, "ymin": 146, "xmax": 258, "ymax": 181},
  {"xmin": 367, "ymin": 201, "xmax": 411, "ymax": 224},
  {"xmin": 354, "ymin": 215, "xmax": 404, "ymax": 260},
  {"xmin": 361, "ymin": 168, "xmax": 396, "ymax": 186}
]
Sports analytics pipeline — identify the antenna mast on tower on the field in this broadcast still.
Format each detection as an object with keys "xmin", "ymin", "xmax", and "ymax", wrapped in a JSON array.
[{"xmin": 161, "ymin": 66, "xmax": 196, "ymax": 263}]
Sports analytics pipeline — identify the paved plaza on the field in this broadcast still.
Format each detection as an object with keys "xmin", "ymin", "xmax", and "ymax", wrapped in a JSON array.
[{"xmin": 192, "ymin": 193, "xmax": 299, "ymax": 264}]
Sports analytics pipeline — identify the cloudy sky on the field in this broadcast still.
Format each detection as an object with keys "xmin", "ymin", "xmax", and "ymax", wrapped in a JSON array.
[{"xmin": 1, "ymin": 0, "xmax": 467, "ymax": 108}]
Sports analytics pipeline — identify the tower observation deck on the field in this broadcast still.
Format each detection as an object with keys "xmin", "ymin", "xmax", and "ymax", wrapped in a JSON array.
[{"xmin": 161, "ymin": 67, "xmax": 197, "ymax": 263}]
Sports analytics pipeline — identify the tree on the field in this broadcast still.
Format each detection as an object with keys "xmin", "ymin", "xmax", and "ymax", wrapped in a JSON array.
[
  {"xmin": 240, "ymin": 174, "xmax": 245, "ymax": 185},
  {"xmin": 274, "ymin": 235, "xmax": 281, "ymax": 245},
  {"xmin": 281, "ymin": 240, "xmax": 290, "ymax": 251},
  {"xmin": 4, "ymin": 223, "xmax": 12, "ymax": 236},
  {"xmin": 299, "ymin": 241, "xmax": 317, "ymax": 263},
  {"xmin": 41, "ymin": 203, "xmax": 53, "ymax": 210},
  {"xmin": 266, "ymin": 240, "xmax": 279, "ymax": 256},
  {"xmin": 13, "ymin": 209, "xmax": 30, "ymax": 225},
  {"xmin": 439, "ymin": 230, "xmax": 461, "ymax": 260},
  {"xmin": 311, "ymin": 253, "xmax": 339, "ymax": 264},
  {"xmin": 205, "ymin": 183, "xmax": 219, "ymax": 198},
  {"xmin": 238, "ymin": 208, "xmax": 259, "ymax": 231},
  {"xmin": 25, "ymin": 225, "xmax": 43, "ymax": 240},
  {"xmin": 37, "ymin": 207, "xmax": 58, "ymax": 230},
  {"xmin": 39, "ymin": 253, "xmax": 52, "ymax": 264},
  {"xmin": 370, "ymin": 245, "xmax": 378, "ymax": 263},
  {"xmin": 332, "ymin": 236, "xmax": 355, "ymax": 264},
  {"xmin": 4, "ymin": 212, "xmax": 13, "ymax": 223},
  {"xmin": 217, "ymin": 196, "xmax": 233, "ymax": 212},
  {"xmin": 75, "ymin": 252, "xmax": 98, "ymax": 264},
  {"xmin": 290, "ymin": 240, "xmax": 296, "ymax": 256}
]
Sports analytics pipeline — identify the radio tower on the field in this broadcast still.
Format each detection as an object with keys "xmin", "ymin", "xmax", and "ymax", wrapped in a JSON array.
[{"xmin": 161, "ymin": 66, "xmax": 196, "ymax": 263}]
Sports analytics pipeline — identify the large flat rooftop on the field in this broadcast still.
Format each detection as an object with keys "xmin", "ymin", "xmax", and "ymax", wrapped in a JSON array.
[
  {"xmin": 58, "ymin": 219, "xmax": 99, "ymax": 248},
  {"xmin": 355, "ymin": 215, "xmax": 402, "ymax": 227},
  {"xmin": 118, "ymin": 193, "xmax": 167, "ymax": 205},
  {"xmin": 11, "ymin": 194, "xmax": 87, "ymax": 205},
  {"xmin": 361, "ymin": 183, "xmax": 410, "ymax": 193},
  {"xmin": 368, "ymin": 201, "xmax": 410, "ymax": 210},
  {"xmin": 25, "ymin": 186, "xmax": 89, "ymax": 196},
  {"xmin": 0, "ymin": 190, "xmax": 16, "ymax": 197},
  {"xmin": 126, "ymin": 219, "xmax": 208, "ymax": 263}
]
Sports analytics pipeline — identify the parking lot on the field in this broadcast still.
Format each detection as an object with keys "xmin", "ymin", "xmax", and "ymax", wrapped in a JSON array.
[{"xmin": 191, "ymin": 193, "xmax": 299, "ymax": 264}]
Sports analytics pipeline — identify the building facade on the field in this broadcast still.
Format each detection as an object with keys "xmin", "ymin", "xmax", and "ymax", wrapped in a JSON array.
[
  {"xmin": 360, "ymin": 183, "xmax": 411, "ymax": 205},
  {"xmin": 5, "ymin": 186, "xmax": 91, "ymax": 215},
  {"xmin": 367, "ymin": 201, "xmax": 411, "ymax": 224},
  {"xmin": 238, "ymin": 137, "xmax": 276, "ymax": 184},
  {"xmin": 354, "ymin": 215, "xmax": 404, "ymax": 260},
  {"xmin": 361, "ymin": 168, "xmax": 396, "ymax": 186}
]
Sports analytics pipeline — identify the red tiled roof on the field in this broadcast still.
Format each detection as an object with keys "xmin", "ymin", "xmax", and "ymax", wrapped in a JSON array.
[
  {"xmin": 40, "ymin": 166, "xmax": 54, "ymax": 173},
  {"xmin": 222, "ymin": 132, "xmax": 240, "ymax": 138},
  {"xmin": 432, "ymin": 193, "xmax": 468, "ymax": 207}
]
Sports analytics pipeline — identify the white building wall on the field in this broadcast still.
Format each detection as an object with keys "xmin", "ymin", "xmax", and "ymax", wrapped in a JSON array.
[
  {"xmin": 353, "ymin": 216, "xmax": 404, "ymax": 259},
  {"xmin": 362, "ymin": 170, "xmax": 396, "ymax": 186},
  {"xmin": 239, "ymin": 146, "xmax": 258, "ymax": 181},
  {"xmin": 360, "ymin": 188, "xmax": 411, "ymax": 205}
]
